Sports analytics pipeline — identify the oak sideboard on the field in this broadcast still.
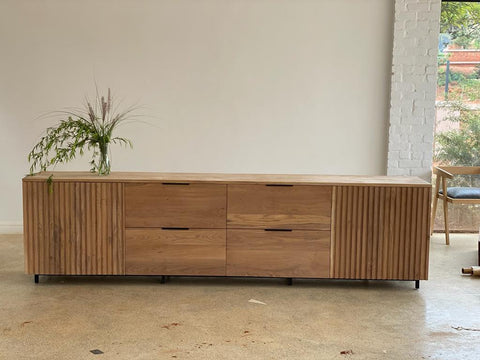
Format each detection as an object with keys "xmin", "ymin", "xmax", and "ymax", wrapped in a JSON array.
[{"xmin": 23, "ymin": 172, "xmax": 431, "ymax": 288}]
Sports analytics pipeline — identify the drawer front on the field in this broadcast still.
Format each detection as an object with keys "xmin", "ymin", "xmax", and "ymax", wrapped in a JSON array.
[
  {"xmin": 227, "ymin": 185, "xmax": 332, "ymax": 230},
  {"xmin": 125, "ymin": 183, "xmax": 226, "ymax": 228},
  {"xmin": 126, "ymin": 229, "xmax": 226, "ymax": 275},
  {"xmin": 226, "ymin": 229, "xmax": 330, "ymax": 278}
]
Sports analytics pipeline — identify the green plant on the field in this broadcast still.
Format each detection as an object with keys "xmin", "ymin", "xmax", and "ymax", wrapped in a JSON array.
[
  {"xmin": 437, "ymin": 68, "xmax": 469, "ymax": 88},
  {"xmin": 473, "ymin": 39, "xmax": 480, "ymax": 50},
  {"xmin": 466, "ymin": 72, "xmax": 479, "ymax": 80},
  {"xmin": 437, "ymin": 51, "xmax": 450, "ymax": 66},
  {"xmin": 453, "ymin": 34, "xmax": 473, "ymax": 49},
  {"xmin": 461, "ymin": 79, "xmax": 480, "ymax": 101},
  {"xmin": 450, "ymin": 71, "xmax": 467, "ymax": 84},
  {"xmin": 438, "ymin": 67, "xmax": 447, "ymax": 87},
  {"xmin": 473, "ymin": 64, "xmax": 480, "ymax": 79},
  {"xmin": 441, "ymin": 2, "xmax": 480, "ymax": 46},
  {"xmin": 28, "ymin": 89, "xmax": 134, "ymax": 175}
]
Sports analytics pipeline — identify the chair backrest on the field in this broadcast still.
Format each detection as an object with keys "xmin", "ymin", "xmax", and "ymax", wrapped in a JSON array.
[{"xmin": 435, "ymin": 166, "xmax": 480, "ymax": 176}]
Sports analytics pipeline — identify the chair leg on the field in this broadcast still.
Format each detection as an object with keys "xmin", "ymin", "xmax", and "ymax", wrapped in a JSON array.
[
  {"xmin": 441, "ymin": 178, "xmax": 450, "ymax": 245},
  {"xmin": 430, "ymin": 196, "xmax": 438, "ymax": 236},
  {"xmin": 431, "ymin": 176, "xmax": 440, "ymax": 236},
  {"xmin": 443, "ymin": 200, "xmax": 449, "ymax": 245}
]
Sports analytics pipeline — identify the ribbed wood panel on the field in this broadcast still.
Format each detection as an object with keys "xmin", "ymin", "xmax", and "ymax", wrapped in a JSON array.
[
  {"xmin": 331, "ymin": 186, "xmax": 430, "ymax": 280},
  {"xmin": 23, "ymin": 181, "xmax": 124, "ymax": 275}
]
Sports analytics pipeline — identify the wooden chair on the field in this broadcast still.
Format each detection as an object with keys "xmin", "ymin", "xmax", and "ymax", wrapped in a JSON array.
[{"xmin": 431, "ymin": 166, "xmax": 480, "ymax": 245}]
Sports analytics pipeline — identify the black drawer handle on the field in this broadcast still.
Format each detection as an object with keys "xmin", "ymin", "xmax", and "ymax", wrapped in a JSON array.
[
  {"xmin": 264, "ymin": 229, "xmax": 293, "ymax": 232},
  {"xmin": 162, "ymin": 182, "xmax": 190, "ymax": 185},
  {"xmin": 265, "ymin": 184, "xmax": 293, "ymax": 187},
  {"xmin": 161, "ymin": 227, "xmax": 190, "ymax": 231}
]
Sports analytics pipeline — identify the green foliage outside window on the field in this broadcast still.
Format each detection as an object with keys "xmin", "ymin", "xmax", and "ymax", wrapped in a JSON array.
[
  {"xmin": 441, "ymin": 3, "xmax": 480, "ymax": 47},
  {"xmin": 434, "ymin": 102, "xmax": 480, "ymax": 186}
]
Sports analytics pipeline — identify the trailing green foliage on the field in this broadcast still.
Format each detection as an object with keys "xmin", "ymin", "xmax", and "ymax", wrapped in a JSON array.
[
  {"xmin": 28, "ymin": 89, "xmax": 134, "ymax": 175},
  {"xmin": 46, "ymin": 174, "xmax": 53, "ymax": 194}
]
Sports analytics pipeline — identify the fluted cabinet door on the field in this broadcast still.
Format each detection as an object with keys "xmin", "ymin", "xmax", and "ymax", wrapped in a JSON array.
[
  {"xmin": 330, "ymin": 186, "xmax": 431, "ymax": 280},
  {"xmin": 23, "ymin": 181, "xmax": 125, "ymax": 275}
]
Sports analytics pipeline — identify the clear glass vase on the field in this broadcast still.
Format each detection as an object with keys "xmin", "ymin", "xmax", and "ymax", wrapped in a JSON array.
[{"xmin": 97, "ymin": 142, "xmax": 111, "ymax": 175}]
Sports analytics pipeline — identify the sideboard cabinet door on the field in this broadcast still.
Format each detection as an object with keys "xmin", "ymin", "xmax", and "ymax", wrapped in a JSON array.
[
  {"xmin": 331, "ymin": 186, "xmax": 431, "ymax": 280},
  {"xmin": 23, "ymin": 181, "xmax": 125, "ymax": 275}
]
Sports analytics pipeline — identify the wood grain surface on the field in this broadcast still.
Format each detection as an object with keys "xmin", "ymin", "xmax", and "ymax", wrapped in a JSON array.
[
  {"xmin": 227, "ymin": 185, "xmax": 332, "ymax": 230},
  {"xmin": 23, "ymin": 181, "xmax": 124, "ymax": 275},
  {"xmin": 126, "ymin": 229, "xmax": 226, "ymax": 275},
  {"xmin": 226, "ymin": 229, "xmax": 330, "ymax": 278},
  {"xmin": 330, "ymin": 186, "xmax": 431, "ymax": 280},
  {"xmin": 24, "ymin": 171, "xmax": 431, "ymax": 187},
  {"xmin": 125, "ymin": 183, "xmax": 226, "ymax": 228},
  {"xmin": 22, "ymin": 174, "xmax": 431, "ymax": 282}
]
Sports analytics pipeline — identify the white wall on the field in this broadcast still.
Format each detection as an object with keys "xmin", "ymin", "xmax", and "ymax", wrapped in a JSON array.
[
  {"xmin": 387, "ymin": 0, "xmax": 441, "ymax": 180},
  {"xmin": 0, "ymin": 0, "xmax": 394, "ymax": 226}
]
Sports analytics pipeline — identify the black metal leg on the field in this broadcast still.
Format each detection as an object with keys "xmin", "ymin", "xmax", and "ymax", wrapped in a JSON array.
[
  {"xmin": 34, "ymin": 275, "xmax": 39, "ymax": 284},
  {"xmin": 160, "ymin": 275, "xmax": 166, "ymax": 284},
  {"xmin": 287, "ymin": 278, "xmax": 293, "ymax": 286},
  {"xmin": 415, "ymin": 280, "xmax": 420, "ymax": 289}
]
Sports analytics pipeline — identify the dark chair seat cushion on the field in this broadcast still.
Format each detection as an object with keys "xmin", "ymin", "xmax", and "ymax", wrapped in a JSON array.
[{"xmin": 439, "ymin": 187, "xmax": 480, "ymax": 199}]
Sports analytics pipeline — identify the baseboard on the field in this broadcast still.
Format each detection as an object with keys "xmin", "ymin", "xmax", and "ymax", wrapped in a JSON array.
[{"xmin": 0, "ymin": 222, "xmax": 23, "ymax": 234}]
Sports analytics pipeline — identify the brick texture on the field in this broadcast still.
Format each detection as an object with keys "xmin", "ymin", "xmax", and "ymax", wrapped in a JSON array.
[{"xmin": 387, "ymin": 0, "xmax": 441, "ymax": 180}]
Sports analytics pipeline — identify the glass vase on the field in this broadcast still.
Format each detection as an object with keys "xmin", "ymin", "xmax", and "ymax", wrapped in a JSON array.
[{"xmin": 98, "ymin": 142, "xmax": 111, "ymax": 175}]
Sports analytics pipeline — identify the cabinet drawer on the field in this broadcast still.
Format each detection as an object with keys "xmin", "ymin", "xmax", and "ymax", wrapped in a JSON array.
[
  {"xmin": 226, "ymin": 229, "xmax": 330, "ymax": 278},
  {"xmin": 126, "ymin": 229, "xmax": 226, "ymax": 275},
  {"xmin": 125, "ymin": 183, "xmax": 226, "ymax": 228},
  {"xmin": 227, "ymin": 185, "xmax": 331, "ymax": 230}
]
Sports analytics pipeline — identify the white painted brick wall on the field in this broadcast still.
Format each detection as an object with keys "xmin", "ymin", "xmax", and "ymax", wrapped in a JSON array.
[{"xmin": 387, "ymin": 0, "xmax": 441, "ymax": 180}]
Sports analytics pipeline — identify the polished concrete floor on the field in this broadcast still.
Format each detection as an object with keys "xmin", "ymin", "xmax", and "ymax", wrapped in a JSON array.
[{"xmin": 0, "ymin": 233, "xmax": 479, "ymax": 360}]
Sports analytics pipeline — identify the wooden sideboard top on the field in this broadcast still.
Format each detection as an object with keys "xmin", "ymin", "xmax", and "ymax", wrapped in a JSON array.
[{"xmin": 23, "ymin": 171, "xmax": 431, "ymax": 187}]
